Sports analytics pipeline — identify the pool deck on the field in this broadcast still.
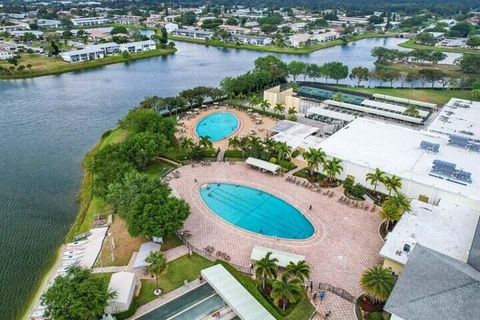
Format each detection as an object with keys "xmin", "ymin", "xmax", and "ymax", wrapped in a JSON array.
[
  {"xmin": 168, "ymin": 162, "xmax": 384, "ymax": 319},
  {"xmin": 177, "ymin": 105, "xmax": 278, "ymax": 149}
]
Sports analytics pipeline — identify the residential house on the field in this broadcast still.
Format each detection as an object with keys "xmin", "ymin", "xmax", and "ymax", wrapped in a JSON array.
[
  {"xmin": 219, "ymin": 25, "xmax": 251, "ymax": 35},
  {"xmin": 59, "ymin": 42, "xmax": 119, "ymax": 63},
  {"xmin": 164, "ymin": 22, "xmax": 179, "ymax": 33},
  {"xmin": 37, "ymin": 19, "xmax": 62, "ymax": 29},
  {"xmin": 312, "ymin": 31, "xmax": 339, "ymax": 42},
  {"xmin": 118, "ymin": 40, "xmax": 156, "ymax": 53},
  {"xmin": 71, "ymin": 17, "xmax": 111, "ymax": 27},
  {"xmin": 288, "ymin": 33, "xmax": 311, "ymax": 48},
  {"xmin": 115, "ymin": 15, "xmax": 141, "ymax": 25},
  {"xmin": 231, "ymin": 34, "xmax": 272, "ymax": 45},
  {"xmin": 171, "ymin": 28, "xmax": 213, "ymax": 40}
]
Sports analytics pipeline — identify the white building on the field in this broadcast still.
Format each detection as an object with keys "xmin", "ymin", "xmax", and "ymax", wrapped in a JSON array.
[
  {"xmin": 231, "ymin": 34, "xmax": 272, "ymax": 45},
  {"xmin": 318, "ymin": 106, "xmax": 480, "ymax": 209},
  {"xmin": 105, "ymin": 272, "xmax": 136, "ymax": 314},
  {"xmin": 37, "ymin": 19, "xmax": 62, "ymax": 29},
  {"xmin": 164, "ymin": 22, "xmax": 179, "ymax": 33},
  {"xmin": 71, "ymin": 17, "xmax": 111, "ymax": 27},
  {"xmin": 312, "ymin": 31, "xmax": 339, "ymax": 42},
  {"xmin": 380, "ymin": 200, "xmax": 480, "ymax": 274},
  {"xmin": 288, "ymin": 33, "xmax": 311, "ymax": 48},
  {"xmin": 60, "ymin": 42, "xmax": 119, "ymax": 63},
  {"xmin": 0, "ymin": 49, "xmax": 14, "ymax": 60},
  {"xmin": 171, "ymin": 28, "xmax": 214, "ymax": 40},
  {"xmin": 119, "ymin": 40, "xmax": 156, "ymax": 53}
]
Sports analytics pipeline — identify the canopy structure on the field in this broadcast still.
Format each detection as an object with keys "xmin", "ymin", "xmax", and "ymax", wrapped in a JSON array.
[
  {"xmin": 307, "ymin": 106, "xmax": 357, "ymax": 122},
  {"xmin": 245, "ymin": 157, "xmax": 280, "ymax": 173},
  {"xmin": 251, "ymin": 245, "xmax": 305, "ymax": 268},
  {"xmin": 201, "ymin": 265, "xmax": 275, "ymax": 320},
  {"xmin": 133, "ymin": 242, "xmax": 160, "ymax": 269},
  {"xmin": 373, "ymin": 93, "xmax": 437, "ymax": 109},
  {"xmin": 105, "ymin": 272, "xmax": 136, "ymax": 314}
]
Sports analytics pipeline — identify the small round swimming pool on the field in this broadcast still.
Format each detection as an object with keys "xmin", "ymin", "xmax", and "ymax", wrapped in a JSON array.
[
  {"xmin": 199, "ymin": 183, "xmax": 314, "ymax": 240},
  {"xmin": 195, "ymin": 112, "xmax": 239, "ymax": 142}
]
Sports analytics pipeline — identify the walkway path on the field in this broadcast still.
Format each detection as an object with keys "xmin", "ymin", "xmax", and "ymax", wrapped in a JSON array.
[
  {"xmin": 165, "ymin": 245, "xmax": 189, "ymax": 261},
  {"xmin": 92, "ymin": 266, "xmax": 127, "ymax": 274},
  {"xmin": 313, "ymin": 294, "xmax": 355, "ymax": 320},
  {"xmin": 128, "ymin": 279, "xmax": 203, "ymax": 319}
]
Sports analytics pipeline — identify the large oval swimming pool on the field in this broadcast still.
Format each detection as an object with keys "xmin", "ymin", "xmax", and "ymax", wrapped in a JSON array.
[
  {"xmin": 199, "ymin": 183, "xmax": 314, "ymax": 239},
  {"xmin": 195, "ymin": 112, "xmax": 239, "ymax": 142}
]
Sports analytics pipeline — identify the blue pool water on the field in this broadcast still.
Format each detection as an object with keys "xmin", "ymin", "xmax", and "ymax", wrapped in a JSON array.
[
  {"xmin": 195, "ymin": 112, "xmax": 239, "ymax": 142},
  {"xmin": 200, "ymin": 183, "xmax": 314, "ymax": 239}
]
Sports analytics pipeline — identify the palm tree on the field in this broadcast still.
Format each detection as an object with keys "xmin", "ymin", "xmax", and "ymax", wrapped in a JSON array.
[
  {"xmin": 146, "ymin": 251, "xmax": 167, "ymax": 295},
  {"xmin": 365, "ymin": 168, "xmax": 386, "ymax": 193},
  {"xmin": 323, "ymin": 158, "xmax": 343, "ymax": 183},
  {"xmin": 404, "ymin": 105, "xmax": 420, "ymax": 117},
  {"xmin": 260, "ymin": 99, "xmax": 271, "ymax": 112},
  {"xmin": 359, "ymin": 266, "xmax": 396, "ymax": 303},
  {"xmin": 273, "ymin": 103, "xmax": 285, "ymax": 114},
  {"xmin": 246, "ymin": 136, "xmax": 263, "ymax": 158},
  {"xmin": 287, "ymin": 107, "xmax": 297, "ymax": 117},
  {"xmin": 180, "ymin": 137, "xmax": 195, "ymax": 151},
  {"xmin": 379, "ymin": 202, "xmax": 403, "ymax": 230},
  {"xmin": 275, "ymin": 142, "xmax": 292, "ymax": 161},
  {"xmin": 302, "ymin": 148, "xmax": 326, "ymax": 177},
  {"xmin": 198, "ymin": 136, "xmax": 213, "ymax": 149},
  {"xmin": 385, "ymin": 192, "xmax": 412, "ymax": 214},
  {"xmin": 228, "ymin": 137, "xmax": 241, "ymax": 150},
  {"xmin": 285, "ymin": 260, "xmax": 310, "ymax": 283},
  {"xmin": 270, "ymin": 274, "xmax": 302, "ymax": 311},
  {"xmin": 255, "ymin": 252, "xmax": 278, "ymax": 289},
  {"xmin": 383, "ymin": 175, "xmax": 402, "ymax": 195}
]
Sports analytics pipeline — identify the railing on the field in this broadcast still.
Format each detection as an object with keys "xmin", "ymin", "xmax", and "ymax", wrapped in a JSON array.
[
  {"xmin": 318, "ymin": 282, "xmax": 356, "ymax": 303},
  {"xmin": 177, "ymin": 232, "xmax": 253, "ymax": 275}
]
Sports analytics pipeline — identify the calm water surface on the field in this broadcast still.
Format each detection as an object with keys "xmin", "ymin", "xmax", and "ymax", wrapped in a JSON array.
[{"xmin": 0, "ymin": 38, "xmax": 405, "ymax": 319}]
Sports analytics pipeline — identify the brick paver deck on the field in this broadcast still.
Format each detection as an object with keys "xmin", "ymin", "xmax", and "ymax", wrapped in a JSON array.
[{"xmin": 168, "ymin": 162, "xmax": 384, "ymax": 318}]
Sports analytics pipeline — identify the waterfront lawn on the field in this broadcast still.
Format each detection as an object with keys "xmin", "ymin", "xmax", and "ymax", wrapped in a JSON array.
[
  {"xmin": 333, "ymin": 86, "xmax": 476, "ymax": 105},
  {"xmin": 399, "ymin": 38, "xmax": 480, "ymax": 55},
  {"xmin": 0, "ymin": 48, "xmax": 176, "ymax": 79},
  {"xmin": 96, "ymin": 215, "xmax": 148, "ymax": 267},
  {"xmin": 379, "ymin": 62, "xmax": 464, "ymax": 78},
  {"xmin": 170, "ymin": 32, "xmax": 393, "ymax": 54}
]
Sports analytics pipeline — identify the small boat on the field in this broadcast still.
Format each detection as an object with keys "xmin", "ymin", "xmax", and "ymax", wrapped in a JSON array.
[
  {"xmin": 68, "ymin": 240, "xmax": 88, "ymax": 246},
  {"xmin": 63, "ymin": 255, "xmax": 80, "ymax": 261},
  {"xmin": 63, "ymin": 250, "xmax": 84, "ymax": 256}
]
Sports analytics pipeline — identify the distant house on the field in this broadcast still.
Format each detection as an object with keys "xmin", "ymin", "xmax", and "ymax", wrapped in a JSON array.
[
  {"xmin": 71, "ymin": 17, "xmax": 111, "ymax": 27},
  {"xmin": 231, "ymin": 34, "xmax": 272, "ymax": 45},
  {"xmin": 288, "ymin": 33, "xmax": 311, "ymax": 48},
  {"xmin": 59, "ymin": 42, "xmax": 119, "ymax": 63},
  {"xmin": 171, "ymin": 28, "xmax": 214, "ymax": 40},
  {"xmin": 219, "ymin": 25, "xmax": 251, "ymax": 35},
  {"xmin": 312, "ymin": 31, "xmax": 339, "ymax": 42},
  {"xmin": 291, "ymin": 22, "xmax": 307, "ymax": 32},
  {"xmin": 0, "ymin": 48, "xmax": 14, "ymax": 60},
  {"xmin": 115, "ymin": 15, "xmax": 141, "ymax": 25},
  {"xmin": 104, "ymin": 272, "xmax": 136, "ymax": 314},
  {"xmin": 164, "ymin": 22, "xmax": 179, "ymax": 33},
  {"xmin": 37, "ymin": 19, "xmax": 62, "ymax": 29},
  {"xmin": 119, "ymin": 40, "xmax": 156, "ymax": 53}
]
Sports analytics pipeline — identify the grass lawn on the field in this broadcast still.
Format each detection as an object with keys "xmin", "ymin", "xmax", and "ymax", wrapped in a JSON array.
[
  {"xmin": 378, "ymin": 62, "xmax": 465, "ymax": 78},
  {"xmin": 160, "ymin": 233, "xmax": 183, "ymax": 251},
  {"xmin": 143, "ymin": 159, "xmax": 174, "ymax": 178},
  {"xmin": 116, "ymin": 254, "xmax": 215, "ymax": 319},
  {"xmin": 171, "ymin": 32, "xmax": 394, "ymax": 54},
  {"xmin": 398, "ymin": 38, "xmax": 480, "ymax": 55},
  {"xmin": 0, "ymin": 48, "xmax": 175, "ymax": 79},
  {"xmin": 332, "ymin": 86, "xmax": 476, "ymax": 105}
]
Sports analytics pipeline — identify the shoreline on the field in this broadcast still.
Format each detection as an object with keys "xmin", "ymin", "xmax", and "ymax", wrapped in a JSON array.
[
  {"xmin": 0, "ymin": 48, "xmax": 176, "ymax": 80},
  {"xmin": 21, "ymin": 130, "xmax": 113, "ymax": 320},
  {"xmin": 398, "ymin": 38, "xmax": 480, "ymax": 55},
  {"xmin": 170, "ymin": 32, "xmax": 397, "ymax": 54}
]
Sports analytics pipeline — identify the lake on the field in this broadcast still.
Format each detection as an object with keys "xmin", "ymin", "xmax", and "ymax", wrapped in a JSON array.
[{"xmin": 0, "ymin": 37, "xmax": 415, "ymax": 319}]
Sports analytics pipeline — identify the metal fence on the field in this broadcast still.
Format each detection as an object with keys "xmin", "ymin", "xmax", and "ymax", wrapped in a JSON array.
[{"xmin": 318, "ymin": 282, "xmax": 356, "ymax": 303}]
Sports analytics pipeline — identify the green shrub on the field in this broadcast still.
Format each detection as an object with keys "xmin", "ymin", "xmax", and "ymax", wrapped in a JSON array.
[
  {"xmin": 270, "ymin": 157, "xmax": 277, "ymax": 164},
  {"xmin": 365, "ymin": 312, "xmax": 384, "ymax": 320}
]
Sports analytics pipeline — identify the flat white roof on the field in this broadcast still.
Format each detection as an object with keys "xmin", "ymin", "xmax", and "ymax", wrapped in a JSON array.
[
  {"xmin": 271, "ymin": 120, "xmax": 320, "ymax": 150},
  {"xmin": 245, "ymin": 157, "xmax": 280, "ymax": 172},
  {"xmin": 133, "ymin": 242, "xmax": 160, "ymax": 269},
  {"xmin": 380, "ymin": 200, "xmax": 480, "ymax": 265},
  {"xmin": 361, "ymin": 99, "xmax": 430, "ymax": 118},
  {"xmin": 201, "ymin": 264, "xmax": 275, "ymax": 320},
  {"xmin": 78, "ymin": 227, "xmax": 108, "ymax": 268},
  {"xmin": 428, "ymin": 98, "xmax": 480, "ymax": 140},
  {"xmin": 251, "ymin": 245, "xmax": 305, "ymax": 268},
  {"xmin": 373, "ymin": 93, "xmax": 437, "ymax": 109},
  {"xmin": 107, "ymin": 272, "xmax": 135, "ymax": 305},
  {"xmin": 307, "ymin": 106, "xmax": 356, "ymax": 122},
  {"xmin": 319, "ymin": 118, "xmax": 480, "ymax": 202},
  {"xmin": 324, "ymin": 99, "xmax": 423, "ymax": 124}
]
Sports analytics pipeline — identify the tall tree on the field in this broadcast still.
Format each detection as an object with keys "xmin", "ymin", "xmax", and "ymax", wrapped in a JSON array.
[
  {"xmin": 255, "ymin": 252, "xmax": 278, "ymax": 289},
  {"xmin": 41, "ymin": 266, "xmax": 115, "ymax": 320},
  {"xmin": 366, "ymin": 168, "xmax": 386, "ymax": 192},
  {"xmin": 302, "ymin": 148, "xmax": 326, "ymax": 177},
  {"xmin": 146, "ymin": 251, "xmax": 167, "ymax": 295},
  {"xmin": 349, "ymin": 66, "xmax": 370, "ymax": 87},
  {"xmin": 285, "ymin": 260, "xmax": 310, "ymax": 283},
  {"xmin": 323, "ymin": 158, "xmax": 343, "ymax": 183},
  {"xmin": 287, "ymin": 60, "xmax": 307, "ymax": 83},
  {"xmin": 270, "ymin": 274, "xmax": 302, "ymax": 311},
  {"xmin": 383, "ymin": 175, "xmax": 402, "ymax": 195}
]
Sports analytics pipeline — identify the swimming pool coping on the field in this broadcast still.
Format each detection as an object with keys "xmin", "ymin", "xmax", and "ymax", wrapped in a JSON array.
[
  {"xmin": 196, "ymin": 181, "xmax": 318, "ymax": 242},
  {"xmin": 194, "ymin": 111, "xmax": 241, "ymax": 142}
]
